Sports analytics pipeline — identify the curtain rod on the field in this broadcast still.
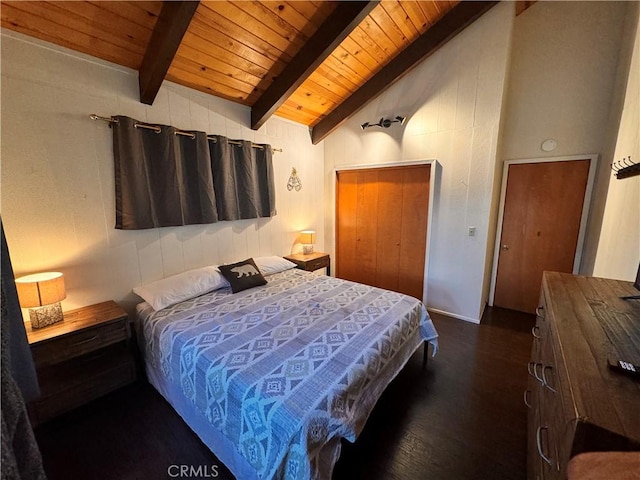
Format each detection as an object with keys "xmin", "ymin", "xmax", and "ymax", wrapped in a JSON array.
[{"xmin": 89, "ymin": 114, "xmax": 282, "ymax": 153}]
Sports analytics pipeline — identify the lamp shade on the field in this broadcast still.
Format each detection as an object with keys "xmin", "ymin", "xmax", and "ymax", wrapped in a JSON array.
[
  {"xmin": 15, "ymin": 272, "xmax": 66, "ymax": 308},
  {"xmin": 300, "ymin": 230, "xmax": 315, "ymax": 245}
]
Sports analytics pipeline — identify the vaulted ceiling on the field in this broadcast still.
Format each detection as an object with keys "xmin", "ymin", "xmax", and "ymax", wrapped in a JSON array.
[{"xmin": 1, "ymin": 1, "xmax": 499, "ymax": 143}]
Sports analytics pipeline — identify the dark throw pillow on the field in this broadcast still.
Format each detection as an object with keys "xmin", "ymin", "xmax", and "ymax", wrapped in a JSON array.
[{"xmin": 218, "ymin": 258, "xmax": 267, "ymax": 293}]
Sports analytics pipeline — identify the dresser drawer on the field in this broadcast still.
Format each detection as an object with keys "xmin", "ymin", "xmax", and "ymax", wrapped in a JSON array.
[
  {"xmin": 31, "ymin": 317, "xmax": 129, "ymax": 368},
  {"xmin": 538, "ymin": 376, "xmax": 567, "ymax": 479},
  {"xmin": 305, "ymin": 256, "xmax": 330, "ymax": 271},
  {"xmin": 535, "ymin": 420, "xmax": 561, "ymax": 479},
  {"xmin": 529, "ymin": 287, "xmax": 567, "ymax": 480},
  {"xmin": 30, "ymin": 344, "xmax": 136, "ymax": 424}
]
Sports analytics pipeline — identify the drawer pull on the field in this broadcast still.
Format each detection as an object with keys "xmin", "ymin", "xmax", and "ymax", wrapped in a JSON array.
[
  {"xmin": 531, "ymin": 326, "xmax": 541, "ymax": 339},
  {"xmin": 533, "ymin": 362, "xmax": 545, "ymax": 384},
  {"xmin": 72, "ymin": 335, "xmax": 98, "ymax": 346},
  {"xmin": 536, "ymin": 426, "xmax": 552, "ymax": 466},
  {"xmin": 524, "ymin": 389, "xmax": 532, "ymax": 408},
  {"xmin": 535, "ymin": 306, "xmax": 545, "ymax": 318},
  {"xmin": 542, "ymin": 365, "xmax": 556, "ymax": 393},
  {"xmin": 527, "ymin": 361, "xmax": 536, "ymax": 377}
]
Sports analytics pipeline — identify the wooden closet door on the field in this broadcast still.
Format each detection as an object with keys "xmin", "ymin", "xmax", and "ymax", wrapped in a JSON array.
[
  {"xmin": 336, "ymin": 165, "xmax": 430, "ymax": 300},
  {"xmin": 375, "ymin": 168, "xmax": 404, "ymax": 292},
  {"xmin": 398, "ymin": 166, "xmax": 430, "ymax": 299}
]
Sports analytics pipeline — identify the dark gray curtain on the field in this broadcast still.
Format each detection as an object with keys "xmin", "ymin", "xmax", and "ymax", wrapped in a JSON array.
[
  {"xmin": 113, "ymin": 116, "xmax": 276, "ymax": 229},
  {"xmin": 1, "ymin": 222, "xmax": 39, "ymax": 400},
  {"xmin": 1, "ymin": 220, "xmax": 47, "ymax": 479},
  {"xmin": 209, "ymin": 136, "xmax": 276, "ymax": 220},
  {"xmin": 113, "ymin": 116, "xmax": 218, "ymax": 230}
]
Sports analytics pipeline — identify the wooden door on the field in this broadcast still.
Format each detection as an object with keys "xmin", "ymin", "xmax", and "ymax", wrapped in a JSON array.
[
  {"xmin": 494, "ymin": 160, "xmax": 590, "ymax": 313},
  {"xmin": 336, "ymin": 164, "xmax": 430, "ymax": 300}
]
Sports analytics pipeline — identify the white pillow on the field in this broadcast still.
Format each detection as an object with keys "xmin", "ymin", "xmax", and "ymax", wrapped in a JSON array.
[
  {"xmin": 133, "ymin": 266, "xmax": 228, "ymax": 311},
  {"xmin": 254, "ymin": 256, "xmax": 297, "ymax": 276}
]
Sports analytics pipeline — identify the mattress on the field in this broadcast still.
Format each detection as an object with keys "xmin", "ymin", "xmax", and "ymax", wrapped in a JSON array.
[{"xmin": 135, "ymin": 268, "xmax": 438, "ymax": 480}]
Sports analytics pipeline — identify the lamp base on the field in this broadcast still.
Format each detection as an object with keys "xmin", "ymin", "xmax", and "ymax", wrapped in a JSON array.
[
  {"xmin": 302, "ymin": 244, "xmax": 314, "ymax": 255},
  {"xmin": 28, "ymin": 303, "xmax": 64, "ymax": 329}
]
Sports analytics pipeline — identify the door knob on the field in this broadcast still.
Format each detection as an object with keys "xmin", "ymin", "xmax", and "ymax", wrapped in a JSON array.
[{"xmin": 502, "ymin": 244, "xmax": 509, "ymax": 251}]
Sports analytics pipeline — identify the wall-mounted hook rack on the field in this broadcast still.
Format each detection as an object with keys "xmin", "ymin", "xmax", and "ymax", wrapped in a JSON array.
[{"xmin": 611, "ymin": 156, "xmax": 640, "ymax": 180}]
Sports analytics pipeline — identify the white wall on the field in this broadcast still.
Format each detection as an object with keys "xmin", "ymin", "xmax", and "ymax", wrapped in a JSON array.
[
  {"xmin": 3, "ymin": 2, "xmax": 634, "ymax": 326},
  {"xmin": 0, "ymin": 31, "xmax": 324, "ymax": 316},
  {"xmin": 593, "ymin": 11, "xmax": 640, "ymax": 281},
  {"xmin": 324, "ymin": 3, "xmax": 514, "ymax": 322},
  {"xmin": 499, "ymin": 1, "xmax": 632, "ymax": 275}
]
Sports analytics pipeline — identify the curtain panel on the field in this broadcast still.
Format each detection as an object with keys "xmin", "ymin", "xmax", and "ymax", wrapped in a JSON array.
[
  {"xmin": 1, "ymin": 220, "xmax": 47, "ymax": 479},
  {"xmin": 209, "ymin": 135, "xmax": 276, "ymax": 221},
  {"xmin": 112, "ymin": 116, "xmax": 276, "ymax": 230}
]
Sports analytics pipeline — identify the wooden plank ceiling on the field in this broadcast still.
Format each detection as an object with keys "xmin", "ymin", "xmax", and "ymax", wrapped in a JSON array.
[{"xmin": 1, "ymin": 1, "xmax": 498, "ymax": 143}]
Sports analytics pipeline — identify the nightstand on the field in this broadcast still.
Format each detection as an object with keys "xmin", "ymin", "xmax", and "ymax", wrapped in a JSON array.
[
  {"xmin": 26, "ymin": 300, "xmax": 136, "ymax": 425},
  {"xmin": 284, "ymin": 252, "xmax": 330, "ymax": 276}
]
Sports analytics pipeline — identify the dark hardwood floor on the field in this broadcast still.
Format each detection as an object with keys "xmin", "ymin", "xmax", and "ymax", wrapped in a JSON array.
[{"xmin": 34, "ymin": 307, "xmax": 535, "ymax": 480}]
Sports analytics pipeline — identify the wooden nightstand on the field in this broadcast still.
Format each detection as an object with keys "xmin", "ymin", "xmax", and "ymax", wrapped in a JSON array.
[
  {"xmin": 284, "ymin": 252, "xmax": 330, "ymax": 275},
  {"xmin": 26, "ymin": 300, "xmax": 136, "ymax": 425}
]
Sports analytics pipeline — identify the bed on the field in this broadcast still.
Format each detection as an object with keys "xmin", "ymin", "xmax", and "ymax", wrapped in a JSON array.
[{"xmin": 134, "ymin": 259, "xmax": 438, "ymax": 480}]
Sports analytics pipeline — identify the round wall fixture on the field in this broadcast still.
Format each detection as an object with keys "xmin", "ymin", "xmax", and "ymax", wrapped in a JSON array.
[{"xmin": 541, "ymin": 139, "xmax": 557, "ymax": 152}]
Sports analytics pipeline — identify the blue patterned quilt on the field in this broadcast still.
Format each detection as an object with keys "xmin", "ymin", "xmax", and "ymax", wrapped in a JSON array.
[{"xmin": 138, "ymin": 268, "xmax": 438, "ymax": 479}]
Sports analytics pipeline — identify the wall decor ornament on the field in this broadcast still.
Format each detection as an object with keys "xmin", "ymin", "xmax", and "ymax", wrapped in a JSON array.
[{"xmin": 287, "ymin": 167, "xmax": 302, "ymax": 191}]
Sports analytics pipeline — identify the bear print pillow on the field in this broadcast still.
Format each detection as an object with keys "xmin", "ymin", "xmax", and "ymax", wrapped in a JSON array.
[{"xmin": 218, "ymin": 258, "xmax": 267, "ymax": 293}]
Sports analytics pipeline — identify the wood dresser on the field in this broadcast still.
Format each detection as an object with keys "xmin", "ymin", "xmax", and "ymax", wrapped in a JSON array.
[
  {"xmin": 26, "ymin": 300, "xmax": 137, "ymax": 425},
  {"xmin": 527, "ymin": 272, "xmax": 640, "ymax": 480}
]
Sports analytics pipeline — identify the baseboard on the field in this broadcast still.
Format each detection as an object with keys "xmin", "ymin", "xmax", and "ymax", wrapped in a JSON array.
[{"xmin": 426, "ymin": 307, "xmax": 481, "ymax": 324}]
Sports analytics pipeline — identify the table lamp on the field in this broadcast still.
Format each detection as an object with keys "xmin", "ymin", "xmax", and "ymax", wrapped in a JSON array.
[
  {"xmin": 15, "ymin": 272, "xmax": 66, "ymax": 329},
  {"xmin": 300, "ymin": 230, "xmax": 315, "ymax": 255}
]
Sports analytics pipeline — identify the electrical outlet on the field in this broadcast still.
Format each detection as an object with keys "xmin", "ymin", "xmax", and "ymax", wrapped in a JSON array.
[{"xmin": 468, "ymin": 226, "xmax": 476, "ymax": 237}]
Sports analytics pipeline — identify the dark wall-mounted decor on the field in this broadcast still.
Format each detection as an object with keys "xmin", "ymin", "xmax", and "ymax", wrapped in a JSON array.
[{"xmin": 611, "ymin": 156, "xmax": 639, "ymax": 180}]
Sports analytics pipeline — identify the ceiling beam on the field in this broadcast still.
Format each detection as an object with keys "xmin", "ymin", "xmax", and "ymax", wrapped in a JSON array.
[
  {"xmin": 250, "ymin": 0, "xmax": 379, "ymax": 131},
  {"xmin": 310, "ymin": 1, "xmax": 498, "ymax": 145},
  {"xmin": 516, "ymin": 1, "xmax": 537, "ymax": 16},
  {"xmin": 139, "ymin": 1, "xmax": 199, "ymax": 105}
]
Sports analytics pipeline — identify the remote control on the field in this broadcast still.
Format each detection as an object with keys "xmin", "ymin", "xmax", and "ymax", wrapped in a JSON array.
[{"xmin": 608, "ymin": 359, "xmax": 640, "ymax": 378}]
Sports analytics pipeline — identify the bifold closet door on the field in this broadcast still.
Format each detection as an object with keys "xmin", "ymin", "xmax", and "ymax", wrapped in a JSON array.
[{"xmin": 336, "ymin": 164, "xmax": 430, "ymax": 300}]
